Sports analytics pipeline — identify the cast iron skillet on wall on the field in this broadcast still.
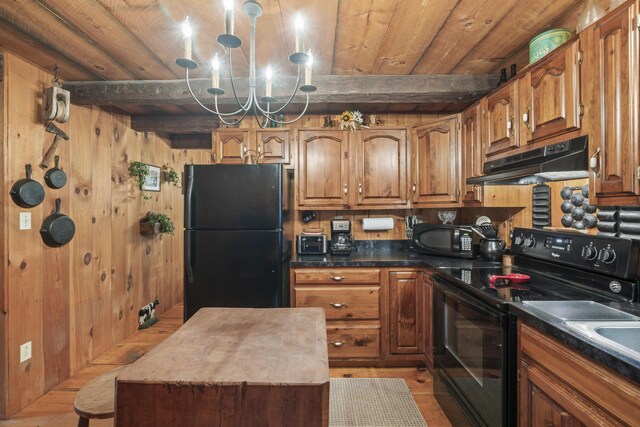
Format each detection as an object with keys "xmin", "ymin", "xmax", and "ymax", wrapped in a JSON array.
[
  {"xmin": 10, "ymin": 164, "xmax": 45, "ymax": 208},
  {"xmin": 41, "ymin": 198, "xmax": 75, "ymax": 247},
  {"xmin": 44, "ymin": 156, "xmax": 67, "ymax": 189}
]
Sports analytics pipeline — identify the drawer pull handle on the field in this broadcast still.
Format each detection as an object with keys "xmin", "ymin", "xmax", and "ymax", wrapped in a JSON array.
[
  {"xmin": 330, "ymin": 303, "xmax": 346, "ymax": 308},
  {"xmin": 331, "ymin": 341, "xmax": 345, "ymax": 347},
  {"xmin": 330, "ymin": 276, "xmax": 344, "ymax": 281}
]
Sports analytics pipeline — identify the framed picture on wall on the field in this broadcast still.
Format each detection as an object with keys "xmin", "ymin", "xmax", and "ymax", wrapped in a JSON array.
[{"xmin": 142, "ymin": 164, "xmax": 161, "ymax": 191}]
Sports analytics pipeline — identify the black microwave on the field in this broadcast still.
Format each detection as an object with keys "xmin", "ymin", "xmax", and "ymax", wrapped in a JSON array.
[{"xmin": 409, "ymin": 224, "xmax": 479, "ymax": 258}]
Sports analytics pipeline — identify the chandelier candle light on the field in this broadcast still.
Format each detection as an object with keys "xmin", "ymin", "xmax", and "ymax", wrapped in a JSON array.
[{"xmin": 175, "ymin": 0, "xmax": 316, "ymax": 128}]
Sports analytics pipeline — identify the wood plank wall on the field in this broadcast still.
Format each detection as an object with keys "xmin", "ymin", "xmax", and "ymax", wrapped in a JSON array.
[{"xmin": 0, "ymin": 52, "xmax": 212, "ymax": 418}]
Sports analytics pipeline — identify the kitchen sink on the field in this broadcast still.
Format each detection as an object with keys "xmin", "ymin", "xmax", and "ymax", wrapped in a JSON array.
[
  {"xmin": 565, "ymin": 321, "xmax": 640, "ymax": 359},
  {"xmin": 522, "ymin": 301, "xmax": 640, "ymax": 321}
]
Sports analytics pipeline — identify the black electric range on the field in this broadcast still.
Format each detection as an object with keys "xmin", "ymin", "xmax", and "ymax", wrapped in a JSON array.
[{"xmin": 432, "ymin": 228, "xmax": 640, "ymax": 427}]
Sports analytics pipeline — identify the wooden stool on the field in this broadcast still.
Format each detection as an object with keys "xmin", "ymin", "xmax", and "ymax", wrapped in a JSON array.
[{"xmin": 73, "ymin": 366, "xmax": 126, "ymax": 427}]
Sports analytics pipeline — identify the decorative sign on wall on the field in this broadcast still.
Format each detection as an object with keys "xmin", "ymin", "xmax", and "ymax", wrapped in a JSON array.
[{"xmin": 141, "ymin": 165, "xmax": 161, "ymax": 192}]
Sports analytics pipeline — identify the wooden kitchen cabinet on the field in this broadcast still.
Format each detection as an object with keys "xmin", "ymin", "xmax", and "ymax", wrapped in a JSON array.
[
  {"xmin": 352, "ymin": 128, "xmax": 408, "ymax": 207},
  {"xmin": 412, "ymin": 116, "xmax": 461, "ymax": 206},
  {"xmin": 256, "ymin": 129, "xmax": 291, "ymax": 164},
  {"xmin": 584, "ymin": 1, "xmax": 640, "ymax": 205},
  {"xmin": 213, "ymin": 128, "xmax": 292, "ymax": 164},
  {"xmin": 297, "ymin": 129, "xmax": 350, "ymax": 207},
  {"xmin": 518, "ymin": 40, "xmax": 582, "ymax": 146},
  {"xmin": 296, "ymin": 128, "xmax": 409, "ymax": 209},
  {"xmin": 485, "ymin": 81, "xmax": 519, "ymax": 157},
  {"xmin": 519, "ymin": 321, "xmax": 640, "ymax": 426},
  {"xmin": 461, "ymin": 102, "xmax": 484, "ymax": 205},
  {"xmin": 292, "ymin": 268, "xmax": 384, "ymax": 362},
  {"xmin": 389, "ymin": 271, "xmax": 423, "ymax": 355},
  {"xmin": 212, "ymin": 129, "xmax": 250, "ymax": 164}
]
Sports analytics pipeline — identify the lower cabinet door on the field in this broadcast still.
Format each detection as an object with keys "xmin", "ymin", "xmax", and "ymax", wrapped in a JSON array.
[
  {"xmin": 389, "ymin": 271, "xmax": 423, "ymax": 354},
  {"xmin": 327, "ymin": 325, "xmax": 381, "ymax": 359}
]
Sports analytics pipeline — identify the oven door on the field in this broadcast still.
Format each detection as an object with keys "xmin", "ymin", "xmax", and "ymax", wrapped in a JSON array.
[{"xmin": 433, "ymin": 275, "xmax": 512, "ymax": 427}]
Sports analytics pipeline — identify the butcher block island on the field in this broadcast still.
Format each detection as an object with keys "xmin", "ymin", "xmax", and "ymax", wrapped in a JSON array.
[{"xmin": 115, "ymin": 308, "xmax": 330, "ymax": 427}]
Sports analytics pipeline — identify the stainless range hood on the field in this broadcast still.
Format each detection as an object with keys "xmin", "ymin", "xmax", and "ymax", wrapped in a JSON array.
[{"xmin": 467, "ymin": 136, "xmax": 589, "ymax": 185}]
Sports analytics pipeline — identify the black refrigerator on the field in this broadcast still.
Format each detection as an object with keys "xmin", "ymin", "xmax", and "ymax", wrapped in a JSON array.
[{"xmin": 183, "ymin": 164, "xmax": 293, "ymax": 321}]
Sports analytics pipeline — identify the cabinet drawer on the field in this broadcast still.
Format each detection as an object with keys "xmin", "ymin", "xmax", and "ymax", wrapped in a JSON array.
[
  {"xmin": 327, "ymin": 325, "xmax": 380, "ymax": 359},
  {"xmin": 294, "ymin": 268, "xmax": 380, "ymax": 284},
  {"xmin": 295, "ymin": 286, "xmax": 380, "ymax": 320}
]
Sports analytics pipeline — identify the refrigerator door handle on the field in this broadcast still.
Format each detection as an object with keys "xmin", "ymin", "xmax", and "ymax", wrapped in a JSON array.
[
  {"xmin": 185, "ymin": 166, "xmax": 194, "ymax": 229},
  {"xmin": 185, "ymin": 232, "xmax": 194, "ymax": 284}
]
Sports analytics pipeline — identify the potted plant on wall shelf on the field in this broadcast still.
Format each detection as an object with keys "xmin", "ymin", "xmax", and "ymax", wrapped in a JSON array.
[
  {"xmin": 128, "ymin": 161, "xmax": 151, "ymax": 200},
  {"xmin": 140, "ymin": 212, "xmax": 175, "ymax": 236},
  {"xmin": 163, "ymin": 164, "xmax": 180, "ymax": 187}
]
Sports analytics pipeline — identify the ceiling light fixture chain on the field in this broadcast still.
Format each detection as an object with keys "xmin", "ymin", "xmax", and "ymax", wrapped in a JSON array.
[{"xmin": 175, "ymin": 0, "xmax": 316, "ymax": 129}]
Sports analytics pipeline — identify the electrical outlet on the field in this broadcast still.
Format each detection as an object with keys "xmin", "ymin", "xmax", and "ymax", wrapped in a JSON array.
[
  {"xmin": 20, "ymin": 341, "xmax": 31, "ymax": 363},
  {"xmin": 19, "ymin": 212, "xmax": 31, "ymax": 230}
]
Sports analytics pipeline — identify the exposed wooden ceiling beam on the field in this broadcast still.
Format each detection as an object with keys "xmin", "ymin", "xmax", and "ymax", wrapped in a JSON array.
[
  {"xmin": 132, "ymin": 114, "xmax": 219, "ymax": 134},
  {"xmin": 62, "ymin": 74, "xmax": 498, "ymax": 106}
]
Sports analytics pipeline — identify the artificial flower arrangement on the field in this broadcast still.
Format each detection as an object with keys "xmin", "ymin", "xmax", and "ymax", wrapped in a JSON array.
[{"xmin": 336, "ymin": 110, "xmax": 365, "ymax": 132}]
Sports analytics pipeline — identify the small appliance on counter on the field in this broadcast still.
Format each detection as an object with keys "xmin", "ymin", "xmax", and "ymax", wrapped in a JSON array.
[
  {"xmin": 296, "ymin": 231, "xmax": 328, "ymax": 255},
  {"xmin": 409, "ymin": 224, "xmax": 480, "ymax": 259},
  {"xmin": 330, "ymin": 219, "xmax": 356, "ymax": 256}
]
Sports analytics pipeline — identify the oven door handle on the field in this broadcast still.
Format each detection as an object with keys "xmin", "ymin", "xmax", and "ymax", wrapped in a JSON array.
[{"xmin": 432, "ymin": 274, "xmax": 504, "ymax": 322}]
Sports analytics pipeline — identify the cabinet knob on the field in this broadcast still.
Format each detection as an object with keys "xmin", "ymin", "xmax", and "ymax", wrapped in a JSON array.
[
  {"xmin": 507, "ymin": 117, "xmax": 513, "ymax": 132},
  {"xmin": 331, "ymin": 341, "xmax": 345, "ymax": 347},
  {"xmin": 412, "ymin": 182, "xmax": 417, "ymax": 193},
  {"xmin": 343, "ymin": 184, "xmax": 348, "ymax": 194},
  {"xmin": 330, "ymin": 303, "xmax": 346, "ymax": 308},
  {"xmin": 522, "ymin": 108, "xmax": 531, "ymax": 129},
  {"xmin": 330, "ymin": 276, "xmax": 345, "ymax": 281},
  {"xmin": 358, "ymin": 183, "xmax": 362, "ymax": 194}
]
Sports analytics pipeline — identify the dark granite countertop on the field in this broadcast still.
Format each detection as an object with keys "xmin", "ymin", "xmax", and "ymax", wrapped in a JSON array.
[
  {"xmin": 291, "ymin": 239, "xmax": 640, "ymax": 384},
  {"xmin": 510, "ymin": 302, "xmax": 640, "ymax": 384},
  {"xmin": 291, "ymin": 240, "xmax": 498, "ymax": 269}
]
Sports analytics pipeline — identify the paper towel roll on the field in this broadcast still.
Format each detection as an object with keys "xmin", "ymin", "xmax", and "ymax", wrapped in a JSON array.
[{"xmin": 362, "ymin": 217, "xmax": 394, "ymax": 231}]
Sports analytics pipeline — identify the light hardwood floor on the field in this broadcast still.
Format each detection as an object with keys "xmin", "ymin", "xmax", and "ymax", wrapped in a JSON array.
[{"xmin": 1, "ymin": 303, "xmax": 452, "ymax": 427}]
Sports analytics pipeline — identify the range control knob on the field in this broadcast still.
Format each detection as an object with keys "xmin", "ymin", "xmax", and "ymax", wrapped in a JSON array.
[
  {"xmin": 524, "ymin": 237, "xmax": 536, "ymax": 248},
  {"xmin": 514, "ymin": 236, "xmax": 524, "ymax": 247},
  {"xmin": 599, "ymin": 248, "xmax": 616, "ymax": 264},
  {"xmin": 582, "ymin": 246, "xmax": 598, "ymax": 261}
]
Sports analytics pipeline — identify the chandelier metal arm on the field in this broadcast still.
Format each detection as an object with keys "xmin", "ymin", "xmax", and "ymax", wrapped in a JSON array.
[
  {"xmin": 265, "ymin": 93, "xmax": 311, "ymax": 125},
  {"xmin": 253, "ymin": 66, "xmax": 304, "ymax": 116},
  {"xmin": 216, "ymin": 101, "xmax": 250, "ymax": 126},
  {"xmin": 185, "ymin": 68, "xmax": 248, "ymax": 117},
  {"xmin": 227, "ymin": 47, "xmax": 253, "ymax": 111}
]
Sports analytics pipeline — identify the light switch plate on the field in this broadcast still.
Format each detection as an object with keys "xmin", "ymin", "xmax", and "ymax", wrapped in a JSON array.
[
  {"xmin": 19, "ymin": 212, "xmax": 31, "ymax": 230},
  {"xmin": 20, "ymin": 341, "xmax": 31, "ymax": 363}
]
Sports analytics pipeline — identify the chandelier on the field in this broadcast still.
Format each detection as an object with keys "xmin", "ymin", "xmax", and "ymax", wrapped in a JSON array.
[{"xmin": 175, "ymin": 0, "xmax": 316, "ymax": 128}]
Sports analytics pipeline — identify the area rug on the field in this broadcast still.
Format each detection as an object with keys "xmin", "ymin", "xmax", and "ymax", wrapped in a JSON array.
[{"xmin": 329, "ymin": 378, "xmax": 428, "ymax": 427}]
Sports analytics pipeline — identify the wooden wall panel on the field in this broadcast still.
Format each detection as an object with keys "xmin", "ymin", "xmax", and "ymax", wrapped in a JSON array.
[{"xmin": 0, "ymin": 53, "xmax": 212, "ymax": 418}]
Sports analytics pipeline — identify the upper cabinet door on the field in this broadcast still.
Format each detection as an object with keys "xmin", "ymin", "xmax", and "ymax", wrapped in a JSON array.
[
  {"xmin": 256, "ymin": 129, "xmax": 291, "ymax": 164},
  {"xmin": 525, "ymin": 40, "xmax": 582, "ymax": 144},
  {"xmin": 297, "ymin": 130, "xmax": 350, "ymax": 207},
  {"xmin": 589, "ymin": 2, "xmax": 640, "ymax": 205},
  {"xmin": 213, "ymin": 129, "xmax": 251, "ymax": 164},
  {"xmin": 462, "ymin": 103, "xmax": 484, "ymax": 205},
  {"xmin": 354, "ymin": 129, "xmax": 408, "ymax": 207},
  {"xmin": 413, "ymin": 117, "xmax": 460, "ymax": 206},
  {"xmin": 485, "ymin": 82, "xmax": 518, "ymax": 157}
]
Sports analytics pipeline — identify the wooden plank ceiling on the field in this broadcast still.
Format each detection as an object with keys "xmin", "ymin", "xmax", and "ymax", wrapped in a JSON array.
[{"xmin": 0, "ymin": 0, "xmax": 582, "ymax": 117}]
